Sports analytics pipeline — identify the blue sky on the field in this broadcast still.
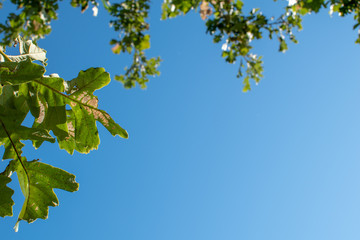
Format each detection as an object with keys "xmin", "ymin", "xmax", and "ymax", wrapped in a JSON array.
[{"xmin": 1, "ymin": 1, "xmax": 360, "ymax": 239}]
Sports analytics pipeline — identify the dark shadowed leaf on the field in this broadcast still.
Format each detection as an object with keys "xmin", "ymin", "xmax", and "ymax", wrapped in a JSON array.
[{"xmin": 0, "ymin": 173, "xmax": 14, "ymax": 218}]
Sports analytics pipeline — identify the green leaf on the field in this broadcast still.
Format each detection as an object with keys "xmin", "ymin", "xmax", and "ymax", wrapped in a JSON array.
[
  {"xmin": 66, "ymin": 68, "xmax": 110, "ymax": 95},
  {"xmin": 242, "ymin": 76, "xmax": 251, "ymax": 92},
  {"xmin": 66, "ymin": 68, "xmax": 128, "ymax": 140},
  {"xmin": 0, "ymin": 61, "xmax": 45, "ymax": 85},
  {"xmin": 235, "ymin": 0, "xmax": 244, "ymax": 10},
  {"xmin": 0, "ymin": 172, "xmax": 14, "ymax": 218},
  {"xmin": 62, "ymin": 68, "xmax": 128, "ymax": 153},
  {"xmin": 0, "ymin": 125, "xmax": 55, "ymax": 160},
  {"xmin": 14, "ymin": 158, "xmax": 79, "ymax": 230},
  {"xmin": 57, "ymin": 110, "xmax": 76, "ymax": 153},
  {"xmin": 139, "ymin": 35, "xmax": 150, "ymax": 50},
  {"xmin": 28, "ymin": 76, "xmax": 70, "ymax": 147},
  {"xmin": 26, "ymin": 68, "xmax": 128, "ymax": 154},
  {"xmin": 279, "ymin": 38, "xmax": 288, "ymax": 52},
  {"xmin": 0, "ymin": 86, "xmax": 55, "ymax": 159}
]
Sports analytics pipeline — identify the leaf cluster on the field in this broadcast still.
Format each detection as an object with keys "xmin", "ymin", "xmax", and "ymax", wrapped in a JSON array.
[
  {"xmin": 107, "ymin": 0, "xmax": 161, "ymax": 88},
  {"xmin": 162, "ymin": 0, "xmax": 359, "ymax": 91},
  {"xmin": 1, "ymin": 0, "xmax": 359, "ymax": 90},
  {"xmin": 0, "ymin": 0, "xmax": 160, "ymax": 89},
  {"xmin": 0, "ymin": 37, "xmax": 127, "ymax": 230}
]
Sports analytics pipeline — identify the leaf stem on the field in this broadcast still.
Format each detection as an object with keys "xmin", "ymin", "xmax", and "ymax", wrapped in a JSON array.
[
  {"xmin": 0, "ymin": 118, "xmax": 31, "ymax": 224},
  {"xmin": 0, "ymin": 49, "xmax": 12, "ymax": 62},
  {"xmin": 0, "ymin": 119, "xmax": 26, "ymax": 169},
  {"xmin": 33, "ymin": 79, "xmax": 101, "ymax": 112}
]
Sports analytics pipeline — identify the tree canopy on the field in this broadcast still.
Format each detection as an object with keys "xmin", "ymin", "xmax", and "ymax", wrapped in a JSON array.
[{"xmin": 0, "ymin": 0, "xmax": 359, "ymax": 231}]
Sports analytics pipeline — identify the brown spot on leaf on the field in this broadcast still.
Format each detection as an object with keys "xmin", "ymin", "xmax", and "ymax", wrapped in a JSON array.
[
  {"xmin": 67, "ymin": 121, "xmax": 75, "ymax": 138},
  {"xmin": 87, "ymin": 97, "xmax": 98, "ymax": 108},
  {"xmin": 35, "ymin": 101, "xmax": 46, "ymax": 124},
  {"xmin": 93, "ymin": 109, "xmax": 110, "ymax": 126},
  {"xmin": 111, "ymin": 43, "xmax": 121, "ymax": 54}
]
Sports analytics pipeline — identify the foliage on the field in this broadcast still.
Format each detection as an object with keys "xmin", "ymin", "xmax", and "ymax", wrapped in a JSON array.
[
  {"xmin": 0, "ymin": 37, "xmax": 128, "ymax": 231},
  {"xmin": 0, "ymin": 0, "xmax": 359, "ymax": 231},
  {"xmin": 1, "ymin": 0, "xmax": 359, "ymax": 90},
  {"xmin": 161, "ymin": 0, "xmax": 360, "ymax": 91}
]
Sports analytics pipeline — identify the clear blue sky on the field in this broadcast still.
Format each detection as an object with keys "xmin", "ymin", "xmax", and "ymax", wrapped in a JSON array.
[{"xmin": 1, "ymin": 1, "xmax": 360, "ymax": 239}]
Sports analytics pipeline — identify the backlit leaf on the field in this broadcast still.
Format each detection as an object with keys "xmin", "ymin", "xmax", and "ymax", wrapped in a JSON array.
[{"xmin": 14, "ymin": 159, "xmax": 79, "ymax": 229}]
